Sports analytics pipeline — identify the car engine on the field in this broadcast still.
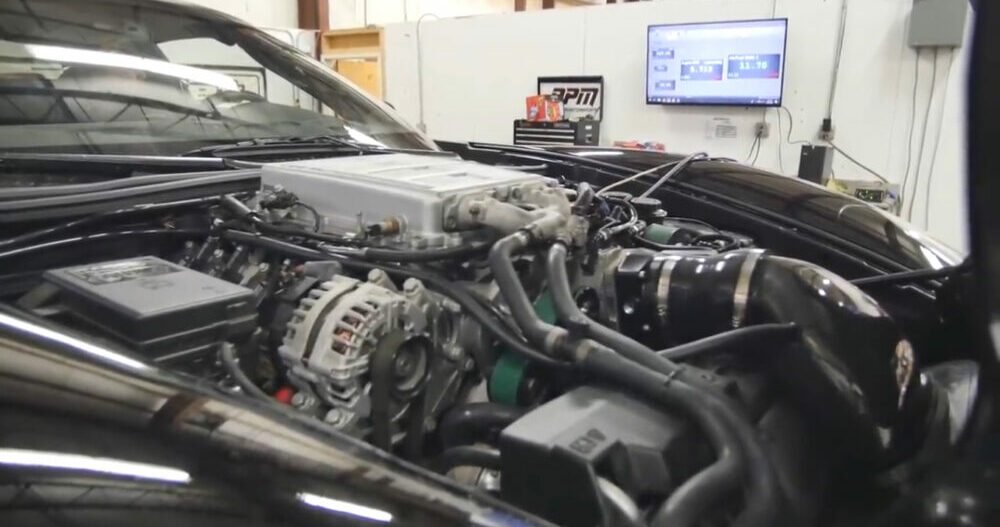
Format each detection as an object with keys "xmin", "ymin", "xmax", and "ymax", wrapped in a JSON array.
[{"xmin": 6, "ymin": 153, "xmax": 959, "ymax": 527}]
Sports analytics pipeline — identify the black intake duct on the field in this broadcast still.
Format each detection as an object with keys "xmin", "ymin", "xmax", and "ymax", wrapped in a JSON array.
[{"xmin": 615, "ymin": 249, "xmax": 913, "ymax": 463}]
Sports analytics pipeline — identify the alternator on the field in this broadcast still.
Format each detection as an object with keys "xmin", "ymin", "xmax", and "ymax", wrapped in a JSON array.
[{"xmin": 279, "ymin": 273, "xmax": 430, "ymax": 435}]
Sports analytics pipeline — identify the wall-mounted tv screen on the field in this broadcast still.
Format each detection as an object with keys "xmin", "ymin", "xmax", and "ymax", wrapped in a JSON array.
[{"xmin": 647, "ymin": 18, "xmax": 788, "ymax": 107}]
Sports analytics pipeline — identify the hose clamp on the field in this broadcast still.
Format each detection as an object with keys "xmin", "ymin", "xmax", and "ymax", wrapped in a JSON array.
[
  {"xmin": 656, "ymin": 255, "xmax": 683, "ymax": 326},
  {"xmin": 732, "ymin": 249, "xmax": 765, "ymax": 328}
]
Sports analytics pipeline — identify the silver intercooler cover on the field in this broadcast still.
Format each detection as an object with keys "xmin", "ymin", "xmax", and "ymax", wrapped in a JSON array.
[{"xmin": 260, "ymin": 153, "xmax": 549, "ymax": 247}]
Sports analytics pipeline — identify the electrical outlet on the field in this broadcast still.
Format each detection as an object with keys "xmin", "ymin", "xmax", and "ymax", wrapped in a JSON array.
[
  {"xmin": 754, "ymin": 122, "xmax": 770, "ymax": 139},
  {"xmin": 819, "ymin": 119, "xmax": 835, "ymax": 141}
]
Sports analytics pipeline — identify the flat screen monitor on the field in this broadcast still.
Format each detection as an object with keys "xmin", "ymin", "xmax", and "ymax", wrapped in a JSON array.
[{"xmin": 647, "ymin": 18, "xmax": 788, "ymax": 107}]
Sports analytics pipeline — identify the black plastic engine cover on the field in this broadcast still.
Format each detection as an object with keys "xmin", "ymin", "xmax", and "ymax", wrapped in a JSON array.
[
  {"xmin": 499, "ymin": 385, "xmax": 707, "ymax": 527},
  {"xmin": 43, "ymin": 256, "xmax": 256, "ymax": 362}
]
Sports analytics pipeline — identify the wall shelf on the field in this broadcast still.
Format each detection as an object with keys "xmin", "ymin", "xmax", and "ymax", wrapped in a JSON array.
[{"xmin": 320, "ymin": 28, "xmax": 384, "ymax": 99}]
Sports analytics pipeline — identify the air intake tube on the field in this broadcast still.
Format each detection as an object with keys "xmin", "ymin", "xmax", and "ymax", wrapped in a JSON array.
[{"xmin": 616, "ymin": 249, "xmax": 914, "ymax": 463}]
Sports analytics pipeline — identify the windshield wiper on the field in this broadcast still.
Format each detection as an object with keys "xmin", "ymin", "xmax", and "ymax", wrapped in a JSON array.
[
  {"xmin": 0, "ymin": 153, "xmax": 226, "ymax": 173},
  {"xmin": 181, "ymin": 135, "xmax": 454, "ymax": 160},
  {"xmin": 0, "ymin": 86, "xmax": 230, "ymax": 122}
]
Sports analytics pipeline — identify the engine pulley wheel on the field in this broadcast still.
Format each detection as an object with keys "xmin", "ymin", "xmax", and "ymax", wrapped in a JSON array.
[{"xmin": 393, "ymin": 337, "xmax": 431, "ymax": 398}]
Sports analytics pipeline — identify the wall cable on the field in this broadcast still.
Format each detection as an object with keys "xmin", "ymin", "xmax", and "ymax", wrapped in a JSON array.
[
  {"xmin": 906, "ymin": 48, "xmax": 940, "ymax": 221},
  {"xmin": 827, "ymin": 0, "xmax": 850, "ymax": 120},
  {"xmin": 776, "ymin": 106, "xmax": 810, "ymax": 175},
  {"xmin": 899, "ymin": 48, "xmax": 923, "ymax": 213},
  {"xmin": 921, "ymin": 49, "xmax": 957, "ymax": 228}
]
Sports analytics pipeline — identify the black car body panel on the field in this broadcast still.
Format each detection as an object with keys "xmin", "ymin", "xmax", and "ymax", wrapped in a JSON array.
[{"xmin": 0, "ymin": 307, "xmax": 549, "ymax": 526}]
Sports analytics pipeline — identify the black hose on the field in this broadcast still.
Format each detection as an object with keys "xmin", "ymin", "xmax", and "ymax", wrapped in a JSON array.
[
  {"xmin": 435, "ymin": 445, "xmax": 502, "ymax": 473},
  {"xmin": 545, "ymin": 243, "xmax": 693, "ymax": 378},
  {"xmin": 577, "ymin": 347, "xmax": 743, "ymax": 527},
  {"xmin": 221, "ymin": 230, "xmax": 571, "ymax": 371},
  {"xmin": 440, "ymin": 403, "xmax": 525, "ymax": 448},
  {"xmin": 0, "ymin": 196, "xmax": 219, "ymax": 250},
  {"xmin": 545, "ymin": 243, "xmax": 781, "ymax": 527},
  {"xmin": 498, "ymin": 234, "xmax": 752, "ymax": 526},
  {"xmin": 218, "ymin": 342, "xmax": 271, "ymax": 402},
  {"xmin": 851, "ymin": 260, "xmax": 969, "ymax": 286},
  {"xmin": 581, "ymin": 345, "xmax": 784, "ymax": 527},
  {"xmin": 222, "ymin": 229, "xmax": 327, "ymax": 259},
  {"xmin": 488, "ymin": 231, "xmax": 567, "ymax": 351},
  {"xmin": 633, "ymin": 235, "xmax": 718, "ymax": 252},
  {"xmin": 356, "ymin": 241, "xmax": 492, "ymax": 263},
  {"xmin": 658, "ymin": 323, "xmax": 801, "ymax": 362},
  {"xmin": 255, "ymin": 216, "xmax": 366, "ymax": 246}
]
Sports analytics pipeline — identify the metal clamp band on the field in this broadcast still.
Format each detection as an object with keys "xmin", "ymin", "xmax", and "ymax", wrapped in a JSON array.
[
  {"xmin": 656, "ymin": 255, "xmax": 682, "ymax": 326},
  {"xmin": 732, "ymin": 249, "xmax": 765, "ymax": 328}
]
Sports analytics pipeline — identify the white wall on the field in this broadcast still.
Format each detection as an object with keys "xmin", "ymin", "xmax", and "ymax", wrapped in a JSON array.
[
  {"xmin": 329, "ymin": 0, "xmax": 589, "ymax": 29},
  {"xmin": 381, "ymin": 0, "xmax": 971, "ymax": 252},
  {"xmin": 180, "ymin": 0, "xmax": 299, "ymax": 28}
]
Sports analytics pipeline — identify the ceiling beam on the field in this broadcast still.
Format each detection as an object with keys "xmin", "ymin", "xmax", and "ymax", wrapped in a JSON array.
[
  {"xmin": 542, "ymin": 0, "xmax": 556, "ymax": 8},
  {"xmin": 515, "ymin": 0, "xmax": 527, "ymax": 11}
]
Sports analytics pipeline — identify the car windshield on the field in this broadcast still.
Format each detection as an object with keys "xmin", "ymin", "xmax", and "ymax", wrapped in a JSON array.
[{"xmin": 0, "ymin": 0, "xmax": 435, "ymax": 155}]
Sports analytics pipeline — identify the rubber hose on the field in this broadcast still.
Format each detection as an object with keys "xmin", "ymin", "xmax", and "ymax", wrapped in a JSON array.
[
  {"xmin": 633, "ymin": 235, "xmax": 718, "ymax": 252},
  {"xmin": 658, "ymin": 323, "xmax": 801, "ymax": 362},
  {"xmin": 358, "ymin": 240, "xmax": 492, "ymax": 263},
  {"xmin": 575, "ymin": 346, "xmax": 743, "ymax": 527},
  {"xmin": 545, "ymin": 244, "xmax": 745, "ymax": 524},
  {"xmin": 851, "ymin": 260, "xmax": 969, "ymax": 286},
  {"xmin": 254, "ymin": 218, "xmax": 363, "ymax": 246},
  {"xmin": 546, "ymin": 243, "xmax": 781, "ymax": 527},
  {"xmin": 221, "ymin": 230, "xmax": 326, "ymax": 259},
  {"xmin": 487, "ymin": 231, "xmax": 565, "ymax": 349},
  {"xmin": 218, "ymin": 342, "xmax": 271, "ymax": 402},
  {"xmin": 545, "ymin": 244, "xmax": 705, "ymax": 383},
  {"xmin": 440, "ymin": 403, "xmax": 525, "ymax": 448},
  {"xmin": 435, "ymin": 445, "xmax": 502, "ymax": 473},
  {"xmin": 498, "ymin": 236, "xmax": 753, "ymax": 526}
]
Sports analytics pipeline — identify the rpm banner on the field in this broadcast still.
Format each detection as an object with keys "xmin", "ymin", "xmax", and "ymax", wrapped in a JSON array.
[{"xmin": 538, "ymin": 75, "xmax": 604, "ymax": 121}]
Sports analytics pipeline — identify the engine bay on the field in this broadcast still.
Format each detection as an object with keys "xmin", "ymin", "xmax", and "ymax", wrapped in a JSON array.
[{"xmin": 1, "ymin": 153, "xmax": 970, "ymax": 526}]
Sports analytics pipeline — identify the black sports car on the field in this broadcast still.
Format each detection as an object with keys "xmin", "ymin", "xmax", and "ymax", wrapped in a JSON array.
[{"xmin": 0, "ymin": 1, "xmax": 996, "ymax": 526}]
